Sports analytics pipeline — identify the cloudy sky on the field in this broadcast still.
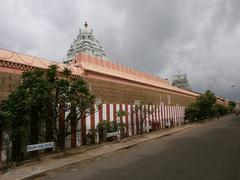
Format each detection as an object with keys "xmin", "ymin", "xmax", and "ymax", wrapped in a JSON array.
[{"xmin": 1, "ymin": 0, "xmax": 240, "ymax": 100}]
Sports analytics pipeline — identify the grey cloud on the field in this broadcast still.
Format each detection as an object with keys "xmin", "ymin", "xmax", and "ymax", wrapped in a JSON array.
[{"xmin": 0, "ymin": 0, "xmax": 240, "ymax": 100}]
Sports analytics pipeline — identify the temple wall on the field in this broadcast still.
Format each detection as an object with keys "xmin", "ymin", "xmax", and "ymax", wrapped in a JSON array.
[
  {"xmin": 0, "ymin": 70, "xmax": 21, "ymax": 101},
  {"xmin": 0, "ymin": 70, "xmax": 197, "ymax": 106},
  {"xmin": 86, "ymin": 76, "xmax": 196, "ymax": 106},
  {"xmin": 0, "ymin": 63, "xmax": 196, "ymax": 164}
]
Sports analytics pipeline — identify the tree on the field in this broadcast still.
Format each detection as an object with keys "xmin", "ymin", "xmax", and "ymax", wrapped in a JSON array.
[
  {"xmin": 214, "ymin": 104, "xmax": 228, "ymax": 117},
  {"xmin": 0, "ymin": 65, "xmax": 95, "ymax": 161},
  {"xmin": 21, "ymin": 69, "xmax": 52, "ymax": 147},
  {"xmin": 196, "ymin": 90, "xmax": 216, "ymax": 119},
  {"xmin": 65, "ymin": 77, "xmax": 95, "ymax": 147},
  {"xmin": 0, "ymin": 87, "xmax": 30, "ymax": 161},
  {"xmin": 185, "ymin": 103, "xmax": 201, "ymax": 122},
  {"xmin": 185, "ymin": 90, "xmax": 218, "ymax": 122},
  {"xmin": 133, "ymin": 104, "xmax": 154, "ymax": 134},
  {"xmin": 228, "ymin": 101, "xmax": 236, "ymax": 112}
]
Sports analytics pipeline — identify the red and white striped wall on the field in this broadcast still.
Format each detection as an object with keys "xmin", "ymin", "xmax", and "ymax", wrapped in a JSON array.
[
  {"xmin": 65, "ymin": 103, "xmax": 186, "ymax": 148},
  {"xmin": 0, "ymin": 103, "xmax": 186, "ymax": 161}
]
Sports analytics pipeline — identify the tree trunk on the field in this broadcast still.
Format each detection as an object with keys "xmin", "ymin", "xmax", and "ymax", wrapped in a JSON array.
[
  {"xmin": 70, "ymin": 107, "xmax": 77, "ymax": 148},
  {"xmin": 0, "ymin": 130, "xmax": 2, "ymax": 162},
  {"xmin": 46, "ymin": 103, "xmax": 53, "ymax": 152},
  {"xmin": 30, "ymin": 107, "xmax": 39, "ymax": 156},
  {"xmin": 12, "ymin": 137, "xmax": 22, "ymax": 162},
  {"xmin": 81, "ymin": 113, "xmax": 87, "ymax": 145},
  {"xmin": 59, "ymin": 102, "xmax": 65, "ymax": 150},
  {"xmin": 30, "ymin": 107, "xmax": 39, "ymax": 144}
]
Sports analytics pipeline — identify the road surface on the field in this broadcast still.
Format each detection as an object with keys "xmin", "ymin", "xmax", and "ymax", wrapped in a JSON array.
[{"xmin": 33, "ymin": 115, "xmax": 240, "ymax": 180}]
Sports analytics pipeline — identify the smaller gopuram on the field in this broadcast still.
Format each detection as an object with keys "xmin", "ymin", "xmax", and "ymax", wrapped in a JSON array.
[
  {"xmin": 172, "ymin": 73, "xmax": 191, "ymax": 91},
  {"xmin": 64, "ymin": 21, "xmax": 106, "ymax": 64}
]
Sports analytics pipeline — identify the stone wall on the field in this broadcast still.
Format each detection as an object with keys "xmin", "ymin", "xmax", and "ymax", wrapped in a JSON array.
[
  {"xmin": 86, "ymin": 77, "xmax": 196, "ymax": 106},
  {"xmin": 0, "ymin": 70, "xmax": 197, "ymax": 106},
  {"xmin": 0, "ymin": 71, "xmax": 21, "ymax": 101}
]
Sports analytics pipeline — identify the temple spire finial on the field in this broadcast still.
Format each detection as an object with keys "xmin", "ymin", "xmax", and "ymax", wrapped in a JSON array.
[{"xmin": 84, "ymin": 21, "xmax": 88, "ymax": 27}]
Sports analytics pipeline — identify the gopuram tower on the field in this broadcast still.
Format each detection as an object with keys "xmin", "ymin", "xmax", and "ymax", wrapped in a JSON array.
[{"xmin": 64, "ymin": 21, "xmax": 106, "ymax": 64}]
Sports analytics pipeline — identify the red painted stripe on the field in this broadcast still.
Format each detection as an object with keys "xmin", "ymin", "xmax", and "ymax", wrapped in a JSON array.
[
  {"xmin": 169, "ymin": 106, "xmax": 171, "ymax": 123},
  {"xmin": 152, "ymin": 105, "xmax": 155, "ymax": 130},
  {"xmin": 183, "ymin": 107, "xmax": 185, "ymax": 123},
  {"xmin": 173, "ymin": 106, "xmax": 176, "ymax": 126},
  {"xmin": 135, "ymin": 105, "xmax": 139, "ymax": 134},
  {"xmin": 175, "ymin": 106, "xmax": 178, "ymax": 124},
  {"xmin": 156, "ymin": 105, "xmax": 160, "ymax": 129},
  {"xmin": 119, "ymin": 104, "xmax": 123, "ymax": 124},
  {"xmin": 159, "ymin": 105, "xmax": 161, "ymax": 128},
  {"xmin": 160, "ymin": 105, "xmax": 163, "ymax": 128},
  {"xmin": 98, "ymin": 105, "xmax": 103, "ymax": 123},
  {"xmin": 157, "ymin": 105, "xmax": 160, "ymax": 129},
  {"xmin": 144, "ymin": 105, "xmax": 147, "ymax": 127},
  {"xmin": 180, "ymin": 107, "xmax": 182, "ymax": 122},
  {"xmin": 177, "ymin": 106, "xmax": 179, "ymax": 124},
  {"xmin": 176, "ymin": 106, "xmax": 178, "ymax": 123},
  {"xmin": 125, "ymin": 104, "xmax": 129, "ymax": 136},
  {"xmin": 158, "ymin": 105, "xmax": 160, "ymax": 129},
  {"xmin": 176, "ymin": 106, "xmax": 179, "ymax": 123},
  {"xmin": 174, "ymin": 106, "xmax": 176, "ymax": 124},
  {"xmin": 106, "ymin": 104, "xmax": 110, "ymax": 121},
  {"xmin": 131, "ymin": 105, "xmax": 134, "ymax": 135},
  {"xmin": 148, "ymin": 104, "xmax": 151, "ymax": 128},
  {"xmin": 90, "ymin": 111, "xmax": 95, "ymax": 129},
  {"xmin": 155, "ymin": 105, "xmax": 158, "ymax": 130},
  {"xmin": 0, "ymin": 130, "xmax": 2, "ymax": 162},
  {"xmin": 164, "ymin": 106, "xmax": 166, "ymax": 128},
  {"xmin": 81, "ymin": 114, "xmax": 87, "ymax": 145},
  {"xmin": 172, "ymin": 106, "xmax": 174, "ymax": 126},
  {"xmin": 140, "ymin": 105, "xmax": 143, "ymax": 132},
  {"xmin": 167, "ymin": 106, "xmax": 169, "ymax": 124},
  {"xmin": 178, "ymin": 106, "xmax": 180, "ymax": 122},
  {"xmin": 113, "ymin": 104, "xmax": 117, "ymax": 122},
  {"xmin": 181, "ymin": 107, "xmax": 184, "ymax": 122},
  {"xmin": 176, "ymin": 106, "xmax": 178, "ymax": 125}
]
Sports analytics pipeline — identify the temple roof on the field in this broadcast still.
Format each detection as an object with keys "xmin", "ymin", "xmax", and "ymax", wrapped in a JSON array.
[
  {"xmin": 73, "ymin": 53, "xmax": 200, "ymax": 97},
  {"xmin": 0, "ymin": 48, "xmax": 84, "ymax": 75},
  {"xmin": 64, "ymin": 22, "xmax": 106, "ymax": 64}
]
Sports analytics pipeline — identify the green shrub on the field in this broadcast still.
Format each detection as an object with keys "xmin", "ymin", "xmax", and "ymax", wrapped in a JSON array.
[
  {"xmin": 185, "ymin": 90, "xmax": 227, "ymax": 122},
  {"xmin": 185, "ymin": 103, "xmax": 201, "ymax": 122},
  {"xmin": 214, "ymin": 104, "xmax": 228, "ymax": 117}
]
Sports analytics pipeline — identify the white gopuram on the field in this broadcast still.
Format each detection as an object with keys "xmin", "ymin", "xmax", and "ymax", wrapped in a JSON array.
[
  {"xmin": 172, "ymin": 73, "xmax": 191, "ymax": 91},
  {"xmin": 64, "ymin": 22, "xmax": 106, "ymax": 64}
]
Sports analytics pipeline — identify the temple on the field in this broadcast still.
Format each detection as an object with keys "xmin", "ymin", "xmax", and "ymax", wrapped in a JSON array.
[
  {"xmin": 0, "ymin": 23, "xmax": 228, "ymax": 163},
  {"xmin": 64, "ymin": 22, "xmax": 106, "ymax": 64}
]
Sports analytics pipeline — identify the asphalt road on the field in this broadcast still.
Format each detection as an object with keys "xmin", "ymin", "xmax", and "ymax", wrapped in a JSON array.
[{"xmin": 34, "ymin": 115, "xmax": 240, "ymax": 180}]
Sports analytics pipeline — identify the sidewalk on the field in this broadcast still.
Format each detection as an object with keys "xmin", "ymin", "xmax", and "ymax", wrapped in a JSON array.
[{"xmin": 0, "ymin": 124, "xmax": 199, "ymax": 180}]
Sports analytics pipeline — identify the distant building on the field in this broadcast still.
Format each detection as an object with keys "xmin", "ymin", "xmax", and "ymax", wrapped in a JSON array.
[
  {"xmin": 172, "ymin": 73, "xmax": 191, "ymax": 91},
  {"xmin": 64, "ymin": 21, "xmax": 106, "ymax": 64}
]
